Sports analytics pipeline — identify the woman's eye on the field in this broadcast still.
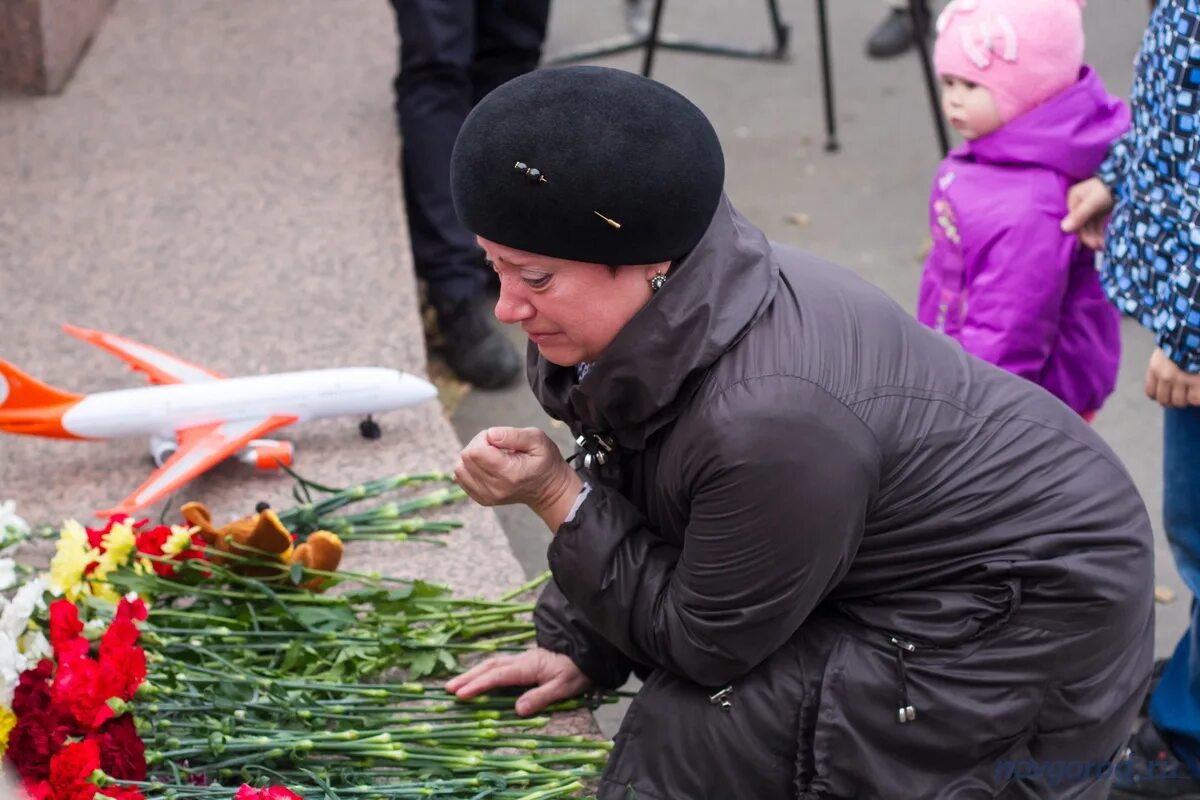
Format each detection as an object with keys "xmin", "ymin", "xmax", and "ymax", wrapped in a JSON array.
[{"xmin": 522, "ymin": 273, "xmax": 550, "ymax": 289}]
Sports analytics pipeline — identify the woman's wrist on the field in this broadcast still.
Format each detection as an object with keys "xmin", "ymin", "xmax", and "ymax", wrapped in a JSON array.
[{"xmin": 532, "ymin": 466, "xmax": 585, "ymax": 532}]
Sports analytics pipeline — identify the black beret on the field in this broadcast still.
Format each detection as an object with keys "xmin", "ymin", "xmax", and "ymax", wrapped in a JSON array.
[{"xmin": 450, "ymin": 65, "xmax": 725, "ymax": 265}]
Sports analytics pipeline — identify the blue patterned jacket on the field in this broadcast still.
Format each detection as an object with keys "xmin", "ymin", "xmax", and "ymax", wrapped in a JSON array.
[{"xmin": 1098, "ymin": 0, "xmax": 1200, "ymax": 372}]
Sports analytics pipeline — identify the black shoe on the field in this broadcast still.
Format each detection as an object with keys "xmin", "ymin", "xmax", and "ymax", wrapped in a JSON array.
[
  {"xmin": 437, "ymin": 297, "xmax": 522, "ymax": 390},
  {"xmin": 1109, "ymin": 722, "xmax": 1200, "ymax": 798},
  {"xmin": 866, "ymin": 7, "xmax": 924, "ymax": 59}
]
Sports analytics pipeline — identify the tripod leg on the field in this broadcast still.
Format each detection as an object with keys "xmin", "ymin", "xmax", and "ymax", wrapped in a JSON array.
[
  {"xmin": 910, "ymin": 0, "xmax": 949, "ymax": 156},
  {"xmin": 815, "ymin": 0, "xmax": 838, "ymax": 152},
  {"xmin": 641, "ymin": 0, "xmax": 667, "ymax": 77},
  {"xmin": 765, "ymin": 0, "xmax": 790, "ymax": 57}
]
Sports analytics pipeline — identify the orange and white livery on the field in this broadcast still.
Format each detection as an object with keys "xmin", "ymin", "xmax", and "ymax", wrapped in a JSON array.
[{"xmin": 0, "ymin": 325, "xmax": 437, "ymax": 518}]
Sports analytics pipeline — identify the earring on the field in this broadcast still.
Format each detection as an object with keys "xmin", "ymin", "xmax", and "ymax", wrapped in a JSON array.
[{"xmin": 649, "ymin": 272, "xmax": 667, "ymax": 293}]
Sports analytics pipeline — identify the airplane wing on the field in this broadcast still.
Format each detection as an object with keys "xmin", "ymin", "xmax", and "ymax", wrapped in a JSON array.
[
  {"xmin": 63, "ymin": 324, "xmax": 226, "ymax": 385},
  {"xmin": 95, "ymin": 415, "xmax": 298, "ymax": 518}
]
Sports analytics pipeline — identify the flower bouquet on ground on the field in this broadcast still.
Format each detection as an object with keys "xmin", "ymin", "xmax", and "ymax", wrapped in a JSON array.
[{"xmin": 0, "ymin": 474, "xmax": 614, "ymax": 800}]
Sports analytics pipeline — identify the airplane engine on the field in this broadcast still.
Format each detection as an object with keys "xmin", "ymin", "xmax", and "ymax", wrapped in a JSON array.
[
  {"xmin": 149, "ymin": 436, "xmax": 178, "ymax": 467},
  {"xmin": 238, "ymin": 439, "xmax": 294, "ymax": 471}
]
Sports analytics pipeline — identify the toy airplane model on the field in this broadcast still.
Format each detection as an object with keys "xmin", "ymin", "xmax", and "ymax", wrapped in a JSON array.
[{"xmin": 0, "ymin": 325, "xmax": 438, "ymax": 518}]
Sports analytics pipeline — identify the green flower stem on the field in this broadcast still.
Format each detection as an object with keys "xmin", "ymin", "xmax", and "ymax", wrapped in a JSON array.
[
  {"xmin": 276, "ymin": 472, "xmax": 459, "ymax": 525},
  {"xmin": 400, "ymin": 604, "xmax": 535, "ymax": 623},
  {"xmin": 498, "ymin": 572, "xmax": 552, "ymax": 602},
  {"xmin": 454, "ymin": 621, "xmax": 536, "ymax": 638},
  {"xmin": 468, "ymin": 630, "xmax": 538, "ymax": 650},
  {"xmin": 510, "ymin": 779, "xmax": 586, "ymax": 800}
]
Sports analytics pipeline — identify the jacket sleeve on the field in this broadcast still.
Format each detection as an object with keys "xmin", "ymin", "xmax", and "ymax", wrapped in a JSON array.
[
  {"xmin": 1097, "ymin": 129, "xmax": 1135, "ymax": 195},
  {"xmin": 546, "ymin": 376, "xmax": 881, "ymax": 688},
  {"xmin": 1153, "ymin": 261, "xmax": 1200, "ymax": 373},
  {"xmin": 533, "ymin": 574, "xmax": 637, "ymax": 689},
  {"xmin": 957, "ymin": 208, "xmax": 1078, "ymax": 382}
]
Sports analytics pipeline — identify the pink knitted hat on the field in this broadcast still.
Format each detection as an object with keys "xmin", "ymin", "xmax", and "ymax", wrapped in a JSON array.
[{"xmin": 933, "ymin": 0, "xmax": 1086, "ymax": 123}]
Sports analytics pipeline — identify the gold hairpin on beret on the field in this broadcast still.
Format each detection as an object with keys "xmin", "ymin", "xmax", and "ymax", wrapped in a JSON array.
[{"xmin": 593, "ymin": 211, "xmax": 621, "ymax": 229}]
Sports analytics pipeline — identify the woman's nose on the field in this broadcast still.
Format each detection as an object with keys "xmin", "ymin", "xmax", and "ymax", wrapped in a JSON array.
[{"xmin": 494, "ymin": 283, "xmax": 533, "ymax": 324}]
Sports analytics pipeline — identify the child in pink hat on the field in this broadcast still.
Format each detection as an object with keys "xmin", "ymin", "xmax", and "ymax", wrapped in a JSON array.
[{"xmin": 915, "ymin": 0, "xmax": 1129, "ymax": 421}]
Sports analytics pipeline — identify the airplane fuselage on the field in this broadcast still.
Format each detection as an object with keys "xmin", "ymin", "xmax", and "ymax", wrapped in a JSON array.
[{"xmin": 54, "ymin": 367, "xmax": 434, "ymax": 440}]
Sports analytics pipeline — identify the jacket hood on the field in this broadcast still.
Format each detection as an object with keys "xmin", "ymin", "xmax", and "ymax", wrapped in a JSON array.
[
  {"xmin": 964, "ymin": 66, "xmax": 1130, "ymax": 181},
  {"xmin": 528, "ymin": 193, "xmax": 778, "ymax": 450}
]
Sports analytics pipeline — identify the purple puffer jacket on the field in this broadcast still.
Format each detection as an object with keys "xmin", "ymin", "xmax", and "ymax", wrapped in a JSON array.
[{"xmin": 917, "ymin": 66, "xmax": 1129, "ymax": 414}]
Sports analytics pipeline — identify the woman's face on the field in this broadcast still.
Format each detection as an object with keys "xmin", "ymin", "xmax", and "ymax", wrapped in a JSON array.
[{"xmin": 479, "ymin": 236, "xmax": 668, "ymax": 367}]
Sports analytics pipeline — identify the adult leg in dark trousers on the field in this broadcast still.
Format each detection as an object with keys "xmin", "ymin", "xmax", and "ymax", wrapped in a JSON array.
[
  {"xmin": 390, "ymin": 0, "xmax": 551, "ymax": 389},
  {"xmin": 866, "ymin": 0, "xmax": 931, "ymax": 60}
]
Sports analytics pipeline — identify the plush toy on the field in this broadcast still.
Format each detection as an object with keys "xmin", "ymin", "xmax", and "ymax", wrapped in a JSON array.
[{"xmin": 180, "ymin": 501, "xmax": 344, "ymax": 591}]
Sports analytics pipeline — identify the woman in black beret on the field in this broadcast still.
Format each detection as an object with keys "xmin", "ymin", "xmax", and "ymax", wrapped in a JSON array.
[{"xmin": 448, "ymin": 65, "xmax": 1155, "ymax": 798}]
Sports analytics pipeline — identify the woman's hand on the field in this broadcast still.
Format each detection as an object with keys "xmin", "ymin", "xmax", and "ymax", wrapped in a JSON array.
[
  {"xmin": 445, "ymin": 647, "xmax": 592, "ymax": 716},
  {"xmin": 455, "ymin": 427, "xmax": 583, "ymax": 530},
  {"xmin": 1145, "ymin": 348, "xmax": 1200, "ymax": 408},
  {"xmin": 1061, "ymin": 177, "xmax": 1115, "ymax": 250}
]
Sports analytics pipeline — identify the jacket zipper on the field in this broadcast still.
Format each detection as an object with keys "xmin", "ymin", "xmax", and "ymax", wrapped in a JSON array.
[{"xmin": 890, "ymin": 636, "xmax": 918, "ymax": 724}]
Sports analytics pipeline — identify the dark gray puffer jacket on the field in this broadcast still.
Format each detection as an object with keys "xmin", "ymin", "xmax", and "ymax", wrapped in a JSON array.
[{"xmin": 530, "ymin": 195, "xmax": 1154, "ymax": 800}]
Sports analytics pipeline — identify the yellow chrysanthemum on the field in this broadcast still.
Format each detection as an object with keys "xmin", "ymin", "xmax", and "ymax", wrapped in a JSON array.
[
  {"xmin": 0, "ymin": 706, "xmax": 16, "ymax": 757},
  {"xmin": 90, "ymin": 582, "xmax": 122, "ymax": 605},
  {"xmin": 162, "ymin": 525, "xmax": 196, "ymax": 557},
  {"xmin": 92, "ymin": 521, "xmax": 137, "ymax": 582},
  {"xmin": 48, "ymin": 520, "xmax": 99, "ymax": 601}
]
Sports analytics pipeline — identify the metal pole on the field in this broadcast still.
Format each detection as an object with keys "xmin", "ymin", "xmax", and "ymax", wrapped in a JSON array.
[
  {"xmin": 641, "ymin": 0, "xmax": 668, "ymax": 77},
  {"xmin": 910, "ymin": 0, "xmax": 949, "ymax": 156},
  {"xmin": 814, "ymin": 0, "xmax": 838, "ymax": 152}
]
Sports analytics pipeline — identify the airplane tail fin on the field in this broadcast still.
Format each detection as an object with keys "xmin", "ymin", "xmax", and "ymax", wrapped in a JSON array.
[
  {"xmin": 0, "ymin": 360, "xmax": 84, "ymax": 439},
  {"xmin": 0, "ymin": 360, "xmax": 82, "ymax": 410}
]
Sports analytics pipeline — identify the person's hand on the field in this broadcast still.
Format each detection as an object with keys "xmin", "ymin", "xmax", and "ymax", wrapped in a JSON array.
[
  {"xmin": 454, "ymin": 427, "xmax": 583, "ymax": 529},
  {"xmin": 445, "ymin": 647, "xmax": 592, "ymax": 716},
  {"xmin": 1061, "ymin": 177, "xmax": 1115, "ymax": 250},
  {"xmin": 1145, "ymin": 348, "xmax": 1200, "ymax": 408}
]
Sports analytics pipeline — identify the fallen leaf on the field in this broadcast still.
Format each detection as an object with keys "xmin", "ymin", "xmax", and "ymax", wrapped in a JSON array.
[
  {"xmin": 784, "ymin": 212, "xmax": 811, "ymax": 227},
  {"xmin": 1155, "ymin": 585, "xmax": 1177, "ymax": 604}
]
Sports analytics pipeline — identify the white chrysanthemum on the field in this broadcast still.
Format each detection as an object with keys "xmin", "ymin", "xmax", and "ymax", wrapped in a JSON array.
[
  {"xmin": 19, "ymin": 630, "xmax": 51, "ymax": 663},
  {"xmin": 0, "ymin": 634, "xmax": 26, "ymax": 708},
  {"xmin": 0, "ymin": 560, "xmax": 15, "ymax": 592},
  {"xmin": 0, "ymin": 578, "xmax": 47, "ymax": 642},
  {"xmin": 0, "ymin": 502, "xmax": 27, "ymax": 537}
]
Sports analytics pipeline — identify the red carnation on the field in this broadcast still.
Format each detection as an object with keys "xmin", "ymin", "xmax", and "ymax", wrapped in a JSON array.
[
  {"xmin": 51, "ymin": 655, "xmax": 113, "ymax": 730},
  {"xmin": 115, "ymin": 596, "xmax": 148, "ymax": 624},
  {"xmin": 49, "ymin": 600, "xmax": 88, "ymax": 663},
  {"xmin": 100, "ymin": 618, "xmax": 140, "ymax": 656},
  {"xmin": 23, "ymin": 781, "xmax": 52, "ymax": 800},
  {"xmin": 8, "ymin": 709, "xmax": 72, "ymax": 785},
  {"xmin": 93, "ymin": 716, "xmax": 147, "ymax": 781},
  {"xmin": 13, "ymin": 659, "xmax": 54, "ymax": 717},
  {"xmin": 8, "ymin": 709, "xmax": 55, "ymax": 783},
  {"xmin": 99, "ymin": 789, "xmax": 145, "ymax": 800},
  {"xmin": 47, "ymin": 739, "xmax": 102, "ymax": 800},
  {"xmin": 235, "ymin": 785, "xmax": 304, "ymax": 800},
  {"xmin": 98, "ymin": 643, "xmax": 147, "ymax": 703}
]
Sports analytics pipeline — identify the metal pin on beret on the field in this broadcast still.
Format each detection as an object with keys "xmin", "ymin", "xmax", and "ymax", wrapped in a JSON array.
[{"xmin": 450, "ymin": 66, "xmax": 726, "ymax": 265}]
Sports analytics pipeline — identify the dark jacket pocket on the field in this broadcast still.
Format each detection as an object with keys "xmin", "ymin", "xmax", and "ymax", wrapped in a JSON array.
[{"xmin": 800, "ymin": 586, "xmax": 1049, "ymax": 800}]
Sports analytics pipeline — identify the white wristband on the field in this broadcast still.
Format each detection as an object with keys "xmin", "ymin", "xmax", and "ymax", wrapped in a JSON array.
[{"xmin": 562, "ymin": 481, "xmax": 593, "ymax": 524}]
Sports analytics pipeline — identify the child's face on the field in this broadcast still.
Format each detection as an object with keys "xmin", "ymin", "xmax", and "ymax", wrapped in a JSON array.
[{"xmin": 940, "ymin": 75, "xmax": 1003, "ymax": 140}]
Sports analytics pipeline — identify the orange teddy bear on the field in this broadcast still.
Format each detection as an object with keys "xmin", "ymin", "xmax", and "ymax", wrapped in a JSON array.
[{"xmin": 180, "ymin": 501, "xmax": 344, "ymax": 592}]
